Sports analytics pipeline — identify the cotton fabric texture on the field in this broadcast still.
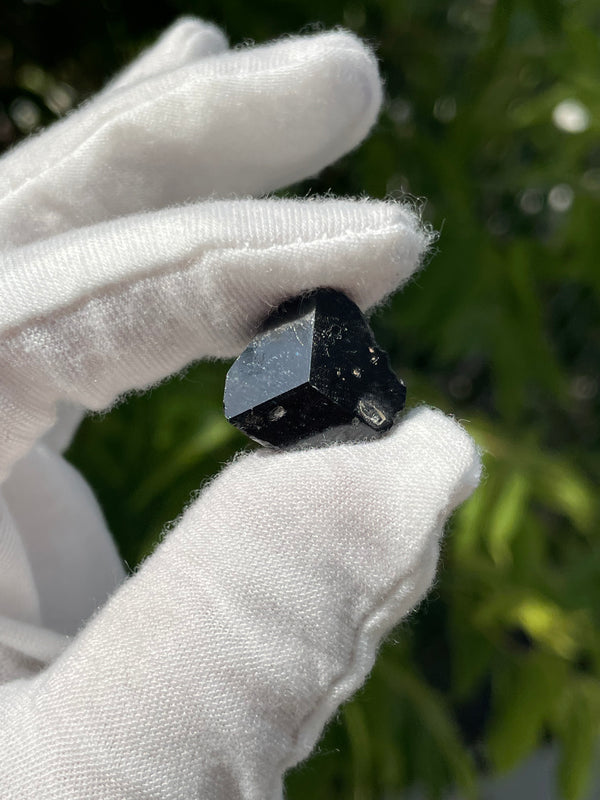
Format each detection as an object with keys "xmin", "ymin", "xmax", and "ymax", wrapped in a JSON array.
[{"xmin": 0, "ymin": 18, "xmax": 481, "ymax": 799}]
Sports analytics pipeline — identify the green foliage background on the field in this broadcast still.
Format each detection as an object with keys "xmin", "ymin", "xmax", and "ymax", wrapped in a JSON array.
[{"xmin": 1, "ymin": 0, "xmax": 599, "ymax": 796}]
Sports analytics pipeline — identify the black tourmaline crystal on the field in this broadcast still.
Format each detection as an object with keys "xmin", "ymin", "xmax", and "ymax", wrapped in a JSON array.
[{"xmin": 223, "ymin": 288, "xmax": 406, "ymax": 448}]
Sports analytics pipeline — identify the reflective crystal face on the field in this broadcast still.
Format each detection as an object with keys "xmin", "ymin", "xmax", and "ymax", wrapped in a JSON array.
[{"xmin": 223, "ymin": 289, "xmax": 406, "ymax": 447}]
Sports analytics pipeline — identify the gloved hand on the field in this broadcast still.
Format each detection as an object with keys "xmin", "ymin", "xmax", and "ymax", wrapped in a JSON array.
[{"xmin": 0, "ymin": 17, "xmax": 481, "ymax": 799}]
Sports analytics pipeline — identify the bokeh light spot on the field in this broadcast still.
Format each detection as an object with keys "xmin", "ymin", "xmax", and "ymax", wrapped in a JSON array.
[
  {"xmin": 433, "ymin": 95, "xmax": 457, "ymax": 123},
  {"xmin": 552, "ymin": 99, "xmax": 590, "ymax": 133},
  {"xmin": 9, "ymin": 98, "xmax": 40, "ymax": 133},
  {"xmin": 519, "ymin": 188, "xmax": 544, "ymax": 215},
  {"xmin": 548, "ymin": 183, "xmax": 574, "ymax": 213}
]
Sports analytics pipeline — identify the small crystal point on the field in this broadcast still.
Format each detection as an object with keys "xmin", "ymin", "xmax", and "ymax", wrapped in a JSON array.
[{"xmin": 223, "ymin": 288, "xmax": 406, "ymax": 447}]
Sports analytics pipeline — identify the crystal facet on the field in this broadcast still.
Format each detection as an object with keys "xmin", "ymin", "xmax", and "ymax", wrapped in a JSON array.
[{"xmin": 223, "ymin": 288, "xmax": 406, "ymax": 447}]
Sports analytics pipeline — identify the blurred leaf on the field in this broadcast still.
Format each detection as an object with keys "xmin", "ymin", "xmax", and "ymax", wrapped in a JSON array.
[
  {"xmin": 488, "ymin": 652, "xmax": 567, "ymax": 771},
  {"xmin": 469, "ymin": 422, "xmax": 598, "ymax": 535},
  {"xmin": 555, "ymin": 678, "xmax": 600, "ymax": 800},
  {"xmin": 130, "ymin": 412, "xmax": 238, "ymax": 509},
  {"xmin": 486, "ymin": 470, "xmax": 530, "ymax": 566},
  {"xmin": 476, "ymin": 590, "xmax": 590, "ymax": 661},
  {"xmin": 344, "ymin": 703, "xmax": 373, "ymax": 800},
  {"xmin": 379, "ymin": 658, "xmax": 478, "ymax": 798}
]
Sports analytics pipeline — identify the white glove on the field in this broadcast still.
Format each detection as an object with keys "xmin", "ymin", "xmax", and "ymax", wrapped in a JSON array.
[{"xmin": 0, "ymin": 18, "xmax": 481, "ymax": 799}]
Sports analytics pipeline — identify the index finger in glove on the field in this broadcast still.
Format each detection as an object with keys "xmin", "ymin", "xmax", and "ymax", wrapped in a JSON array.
[
  {"xmin": 0, "ymin": 197, "xmax": 432, "ymax": 481},
  {"xmin": 0, "ymin": 407, "xmax": 481, "ymax": 800},
  {"xmin": 0, "ymin": 28, "xmax": 382, "ymax": 247}
]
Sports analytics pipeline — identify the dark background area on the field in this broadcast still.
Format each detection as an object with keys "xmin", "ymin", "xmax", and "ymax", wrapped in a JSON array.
[{"xmin": 1, "ymin": 0, "xmax": 599, "ymax": 797}]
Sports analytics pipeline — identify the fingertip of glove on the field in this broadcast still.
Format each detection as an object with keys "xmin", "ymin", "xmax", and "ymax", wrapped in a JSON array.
[
  {"xmin": 354, "ymin": 198, "xmax": 437, "ymax": 312},
  {"xmin": 168, "ymin": 16, "xmax": 229, "ymax": 58},
  {"xmin": 103, "ymin": 17, "xmax": 229, "ymax": 96},
  {"xmin": 309, "ymin": 28, "xmax": 383, "ymax": 140},
  {"xmin": 248, "ymin": 28, "xmax": 383, "ymax": 163},
  {"xmin": 386, "ymin": 406, "xmax": 483, "ymax": 510},
  {"xmin": 154, "ymin": 15, "xmax": 228, "ymax": 65}
]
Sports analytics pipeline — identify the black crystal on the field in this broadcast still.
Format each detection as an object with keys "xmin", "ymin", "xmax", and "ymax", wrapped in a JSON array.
[{"xmin": 223, "ymin": 288, "xmax": 406, "ymax": 448}]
